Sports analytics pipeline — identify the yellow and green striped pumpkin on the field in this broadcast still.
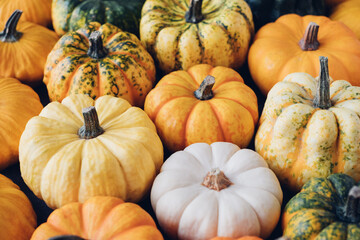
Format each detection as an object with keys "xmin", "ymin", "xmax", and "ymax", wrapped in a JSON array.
[
  {"xmin": 140, "ymin": 0, "xmax": 254, "ymax": 73},
  {"xmin": 283, "ymin": 173, "xmax": 360, "ymax": 239},
  {"xmin": 44, "ymin": 22, "xmax": 156, "ymax": 107}
]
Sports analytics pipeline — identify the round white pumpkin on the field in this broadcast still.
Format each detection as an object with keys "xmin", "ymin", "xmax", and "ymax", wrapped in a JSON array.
[{"xmin": 151, "ymin": 142, "xmax": 283, "ymax": 240}]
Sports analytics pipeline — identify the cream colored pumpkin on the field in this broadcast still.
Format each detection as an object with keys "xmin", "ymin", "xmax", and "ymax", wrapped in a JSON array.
[
  {"xmin": 151, "ymin": 142, "xmax": 283, "ymax": 240},
  {"xmin": 19, "ymin": 94, "xmax": 163, "ymax": 209}
]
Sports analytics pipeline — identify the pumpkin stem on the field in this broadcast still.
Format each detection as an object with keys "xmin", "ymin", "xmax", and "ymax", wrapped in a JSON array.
[
  {"xmin": 202, "ymin": 168, "xmax": 232, "ymax": 191},
  {"xmin": 87, "ymin": 31, "xmax": 108, "ymax": 59},
  {"xmin": 313, "ymin": 56, "xmax": 331, "ymax": 109},
  {"xmin": 343, "ymin": 186, "xmax": 360, "ymax": 223},
  {"xmin": 185, "ymin": 0, "xmax": 204, "ymax": 23},
  {"xmin": 194, "ymin": 75, "xmax": 215, "ymax": 100},
  {"xmin": 48, "ymin": 235, "xmax": 86, "ymax": 240},
  {"xmin": 78, "ymin": 106, "xmax": 104, "ymax": 139},
  {"xmin": 299, "ymin": 22, "xmax": 320, "ymax": 51},
  {"xmin": 0, "ymin": 10, "xmax": 23, "ymax": 42}
]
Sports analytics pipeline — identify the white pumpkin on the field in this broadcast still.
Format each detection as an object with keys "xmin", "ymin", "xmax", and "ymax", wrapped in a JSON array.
[{"xmin": 151, "ymin": 142, "xmax": 283, "ymax": 240}]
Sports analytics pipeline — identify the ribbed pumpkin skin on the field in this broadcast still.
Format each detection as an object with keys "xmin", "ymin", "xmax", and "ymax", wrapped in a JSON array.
[
  {"xmin": 255, "ymin": 72, "xmax": 360, "ymax": 191},
  {"xmin": 144, "ymin": 64, "xmax": 258, "ymax": 152},
  {"xmin": 0, "ymin": 0, "xmax": 51, "ymax": 27},
  {"xmin": 0, "ymin": 78, "xmax": 43, "ymax": 170},
  {"xmin": 248, "ymin": 14, "xmax": 360, "ymax": 95},
  {"xmin": 283, "ymin": 174, "xmax": 360, "ymax": 239},
  {"xmin": 330, "ymin": 0, "xmax": 360, "ymax": 40},
  {"xmin": 19, "ymin": 94, "xmax": 163, "ymax": 209},
  {"xmin": 0, "ymin": 20, "xmax": 58, "ymax": 85},
  {"xmin": 31, "ymin": 196, "xmax": 163, "ymax": 240},
  {"xmin": 52, "ymin": 0, "xmax": 145, "ymax": 36},
  {"xmin": 44, "ymin": 22, "xmax": 156, "ymax": 107},
  {"xmin": 140, "ymin": 0, "xmax": 254, "ymax": 73},
  {"xmin": 0, "ymin": 174, "xmax": 37, "ymax": 240}
]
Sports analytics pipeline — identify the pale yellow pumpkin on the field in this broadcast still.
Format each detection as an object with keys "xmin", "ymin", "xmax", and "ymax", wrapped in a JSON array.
[{"xmin": 19, "ymin": 94, "xmax": 163, "ymax": 209}]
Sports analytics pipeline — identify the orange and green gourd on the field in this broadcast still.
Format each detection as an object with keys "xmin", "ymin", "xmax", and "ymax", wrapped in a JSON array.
[
  {"xmin": 283, "ymin": 173, "xmax": 360, "ymax": 239},
  {"xmin": 140, "ymin": 0, "xmax": 254, "ymax": 73},
  {"xmin": 43, "ymin": 22, "xmax": 156, "ymax": 107}
]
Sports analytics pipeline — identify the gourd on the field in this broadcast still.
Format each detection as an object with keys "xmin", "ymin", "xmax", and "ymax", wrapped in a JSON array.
[
  {"xmin": 19, "ymin": 94, "xmax": 163, "ymax": 209},
  {"xmin": 248, "ymin": 14, "xmax": 360, "ymax": 95},
  {"xmin": 330, "ymin": 0, "xmax": 360, "ymax": 39},
  {"xmin": 140, "ymin": 0, "xmax": 254, "ymax": 73},
  {"xmin": 31, "ymin": 196, "xmax": 164, "ymax": 240},
  {"xmin": 256, "ymin": 56, "xmax": 360, "ymax": 191},
  {"xmin": 0, "ymin": 77, "xmax": 43, "ymax": 170},
  {"xmin": 44, "ymin": 22, "xmax": 156, "ymax": 107},
  {"xmin": 52, "ymin": 0, "xmax": 145, "ymax": 36},
  {"xmin": 144, "ymin": 64, "xmax": 258, "ymax": 152},
  {"xmin": 0, "ymin": 10, "xmax": 58, "ymax": 85},
  {"xmin": 151, "ymin": 142, "xmax": 283, "ymax": 240},
  {"xmin": 283, "ymin": 173, "xmax": 360, "ymax": 239}
]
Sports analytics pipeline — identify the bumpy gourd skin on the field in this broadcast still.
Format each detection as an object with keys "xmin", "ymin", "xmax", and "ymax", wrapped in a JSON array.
[
  {"xmin": 140, "ymin": 0, "xmax": 254, "ymax": 73},
  {"xmin": 283, "ymin": 174, "xmax": 360, "ymax": 240}
]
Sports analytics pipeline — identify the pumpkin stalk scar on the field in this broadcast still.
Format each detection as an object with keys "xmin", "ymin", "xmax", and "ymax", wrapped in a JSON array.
[
  {"xmin": 299, "ymin": 22, "xmax": 320, "ymax": 51},
  {"xmin": 87, "ymin": 31, "xmax": 108, "ymax": 59},
  {"xmin": 343, "ymin": 185, "xmax": 360, "ymax": 223},
  {"xmin": 313, "ymin": 56, "xmax": 332, "ymax": 109},
  {"xmin": 185, "ymin": 0, "xmax": 203, "ymax": 24},
  {"xmin": 48, "ymin": 235, "xmax": 86, "ymax": 240},
  {"xmin": 0, "ymin": 9, "xmax": 23, "ymax": 42},
  {"xmin": 78, "ymin": 106, "xmax": 104, "ymax": 139},
  {"xmin": 194, "ymin": 75, "xmax": 215, "ymax": 100},
  {"xmin": 202, "ymin": 168, "xmax": 232, "ymax": 191}
]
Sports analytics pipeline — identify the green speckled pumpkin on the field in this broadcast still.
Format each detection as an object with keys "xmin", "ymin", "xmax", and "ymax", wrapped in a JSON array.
[
  {"xmin": 282, "ymin": 173, "xmax": 360, "ymax": 240},
  {"xmin": 44, "ymin": 22, "xmax": 156, "ymax": 107},
  {"xmin": 52, "ymin": 0, "xmax": 145, "ymax": 36}
]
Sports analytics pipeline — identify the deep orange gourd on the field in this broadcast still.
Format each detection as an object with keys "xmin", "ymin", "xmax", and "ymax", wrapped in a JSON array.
[
  {"xmin": 144, "ymin": 64, "xmax": 258, "ymax": 152},
  {"xmin": 0, "ymin": 10, "xmax": 58, "ymax": 85},
  {"xmin": 0, "ymin": 0, "xmax": 51, "ymax": 27},
  {"xmin": 248, "ymin": 14, "xmax": 360, "ymax": 95},
  {"xmin": 31, "ymin": 196, "xmax": 163, "ymax": 240},
  {"xmin": 0, "ymin": 174, "xmax": 37, "ymax": 240},
  {"xmin": 0, "ymin": 77, "xmax": 43, "ymax": 170},
  {"xmin": 330, "ymin": 0, "xmax": 360, "ymax": 39}
]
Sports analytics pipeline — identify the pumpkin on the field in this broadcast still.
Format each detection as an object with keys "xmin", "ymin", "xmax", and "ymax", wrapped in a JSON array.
[
  {"xmin": 330, "ymin": 0, "xmax": 360, "ymax": 40},
  {"xmin": 0, "ymin": 0, "xmax": 51, "ymax": 27},
  {"xmin": 245, "ymin": 0, "xmax": 326, "ymax": 30},
  {"xmin": 210, "ymin": 237, "xmax": 263, "ymax": 240},
  {"xmin": 0, "ymin": 10, "xmax": 58, "ymax": 85},
  {"xmin": 255, "ymin": 56, "xmax": 360, "ymax": 191},
  {"xmin": 144, "ymin": 64, "xmax": 258, "ymax": 152},
  {"xmin": 248, "ymin": 14, "xmax": 360, "ymax": 95},
  {"xmin": 0, "ymin": 174, "xmax": 37, "ymax": 240},
  {"xmin": 0, "ymin": 77, "xmax": 43, "ymax": 170},
  {"xmin": 31, "ymin": 196, "xmax": 163, "ymax": 240},
  {"xmin": 140, "ymin": 0, "xmax": 254, "ymax": 73},
  {"xmin": 52, "ymin": 0, "xmax": 145, "ymax": 36},
  {"xmin": 19, "ymin": 94, "xmax": 163, "ymax": 209},
  {"xmin": 283, "ymin": 173, "xmax": 360, "ymax": 239},
  {"xmin": 44, "ymin": 22, "xmax": 155, "ymax": 107},
  {"xmin": 151, "ymin": 142, "xmax": 283, "ymax": 240}
]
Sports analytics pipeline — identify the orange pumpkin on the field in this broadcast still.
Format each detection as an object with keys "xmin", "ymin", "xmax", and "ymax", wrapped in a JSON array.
[
  {"xmin": 0, "ymin": 174, "xmax": 37, "ymax": 240},
  {"xmin": 330, "ymin": 0, "xmax": 360, "ymax": 39},
  {"xmin": 144, "ymin": 64, "xmax": 258, "ymax": 152},
  {"xmin": 248, "ymin": 14, "xmax": 360, "ymax": 95},
  {"xmin": 0, "ymin": 77, "xmax": 43, "ymax": 170},
  {"xmin": 31, "ymin": 196, "xmax": 163, "ymax": 240}
]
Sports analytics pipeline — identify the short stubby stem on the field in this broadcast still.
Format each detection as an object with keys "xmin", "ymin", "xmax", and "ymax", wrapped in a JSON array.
[
  {"xmin": 185, "ymin": 0, "xmax": 204, "ymax": 23},
  {"xmin": 342, "ymin": 186, "xmax": 360, "ymax": 223},
  {"xmin": 0, "ymin": 10, "xmax": 23, "ymax": 42},
  {"xmin": 299, "ymin": 22, "xmax": 320, "ymax": 51},
  {"xmin": 202, "ymin": 168, "xmax": 232, "ymax": 191},
  {"xmin": 78, "ymin": 106, "xmax": 104, "ymax": 139},
  {"xmin": 194, "ymin": 75, "xmax": 215, "ymax": 100},
  {"xmin": 87, "ymin": 31, "xmax": 108, "ymax": 59}
]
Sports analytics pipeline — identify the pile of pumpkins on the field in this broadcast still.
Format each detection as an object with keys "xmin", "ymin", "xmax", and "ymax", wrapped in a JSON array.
[{"xmin": 1, "ymin": 0, "xmax": 360, "ymax": 239}]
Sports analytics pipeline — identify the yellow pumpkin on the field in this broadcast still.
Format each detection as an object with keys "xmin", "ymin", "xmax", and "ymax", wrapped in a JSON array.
[
  {"xmin": 19, "ymin": 94, "xmax": 163, "ymax": 209},
  {"xmin": 256, "ymin": 56, "xmax": 360, "ymax": 191}
]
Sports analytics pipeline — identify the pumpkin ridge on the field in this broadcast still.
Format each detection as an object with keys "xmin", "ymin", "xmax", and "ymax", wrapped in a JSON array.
[
  {"xmin": 183, "ymin": 101, "xmax": 200, "ymax": 148},
  {"xmin": 97, "ymin": 61, "xmax": 103, "ymax": 97},
  {"xmin": 151, "ymin": 96, "xmax": 195, "ymax": 123},
  {"xmin": 175, "ymin": 26, "xmax": 193, "ymax": 70},
  {"xmin": 207, "ymin": 101, "xmax": 226, "ymax": 142},
  {"xmin": 195, "ymin": 24, "xmax": 205, "ymax": 64},
  {"xmin": 65, "ymin": 58, "xmax": 93, "ymax": 98},
  {"xmin": 172, "ymin": 0, "xmax": 188, "ymax": 11},
  {"xmin": 211, "ymin": 21, "xmax": 235, "ymax": 63},
  {"xmin": 155, "ymin": 83, "xmax": 194, "ymax": 92}
]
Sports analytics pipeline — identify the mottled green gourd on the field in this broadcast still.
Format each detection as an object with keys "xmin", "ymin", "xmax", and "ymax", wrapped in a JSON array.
[
  {"xmin": 52, "ymin": 0, "xmax": 145, "ymax": 36},
  {"xmin": 283, "ymin": 173, "xmax": 360, "ymax": 240}
]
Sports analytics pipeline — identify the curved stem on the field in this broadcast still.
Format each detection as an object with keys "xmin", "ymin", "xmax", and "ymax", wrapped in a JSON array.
[
  {"xmin": 0, "ymin": 10, "xmax": 23, "ymax": 42},
  {"xmin": 202, "ymin": 168, "xmax": 232, "ymax": 191},
  {"xmin": 299, "ymin": 22, "xmax": 320, "ymax": 51},
  {"xmin": 194, "ymin": 75, "xmax": 215, "ymax": 100},
  {"xmin": 78, "ymin": 106, "xmax": 104, "ymax": 139},
  {"xmin": 313, "ymin": 56, "xmax": 331, "ymax": 109},
  {"xmin": 185, "ymin": 0, "xmax": 204, "ymax": 23},
  {"xmin": 48, "ymin": 235, "xmax": 86, "ymax": 240},
  {"xmin": 87, "ymin": 31, "xmax": 108, "ymax": 59},
  {"xmin": 343, "ymin": 186, "xmax": 360, "ymax": 223}
]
